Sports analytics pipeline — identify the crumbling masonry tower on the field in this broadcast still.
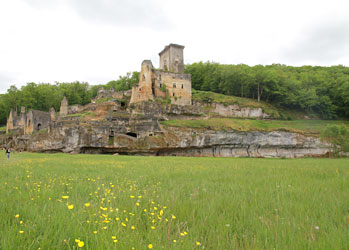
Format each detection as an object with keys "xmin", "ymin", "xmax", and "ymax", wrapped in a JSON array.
[{"xmin": 130, "ymin": 44, "xmax": 192, "ymax": 106}]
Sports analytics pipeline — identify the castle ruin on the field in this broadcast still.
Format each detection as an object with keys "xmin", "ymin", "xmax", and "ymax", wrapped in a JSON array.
[
  {"xmin": 130, "ymin": 44, "xmax": 192, "ymax": 106},
  {"xmin": 6, "ymin": 107, "xmax": 52, "ymax": 135}
]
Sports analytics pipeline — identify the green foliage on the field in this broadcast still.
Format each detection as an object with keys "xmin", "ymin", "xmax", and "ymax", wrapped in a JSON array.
[
  {"xmin": 95, "ymin": 97, "xmax": 114, "ymax": 104},
  {"xmin": 108, "ymin": 136, "xmax": 114, "ymax": 145},
  {"xmin": 186, "ymin": 62, "xmax": 349, "ymax": 119},
  {"xmin": 105, "ymin": 72, "xmax": 139, "ymax": 91},
  {"xmin": 155, "ymin": 98, "xmax": 171, "ymax": 105},
  {"xmin": 0, "ymin": 153, "xmax": 349, "ymax": 249},
  {"xmin": 65, "ymin": 112, "xmax": 91, "ymax": 118},
  {"xmin": 0, "ymin": 126, "xmax": 6, "ymax": 132},
  {"xmin": 36, "ymin": 128, "xmax": 48, "ymax": 134},
  {"xmin": 160, "ymin": 84, "xmax": 167, "ymax": 92},
  {"xmin": 321, "ymin": 124, "xmax": 349, "ymax": 155},
  {"xmin": 0, "ymin": 72, "xmax": 139, "ymax": 126}
]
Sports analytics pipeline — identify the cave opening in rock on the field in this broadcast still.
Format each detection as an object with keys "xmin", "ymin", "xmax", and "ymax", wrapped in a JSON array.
[{"xmin": 126, "ymin": 132, "xmax": 137, "ymax": 138}]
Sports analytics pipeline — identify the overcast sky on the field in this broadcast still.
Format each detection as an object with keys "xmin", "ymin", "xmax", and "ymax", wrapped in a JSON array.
[{"xmin": 1, "ymin": 0, "xmax": 349, "ymax": 93}]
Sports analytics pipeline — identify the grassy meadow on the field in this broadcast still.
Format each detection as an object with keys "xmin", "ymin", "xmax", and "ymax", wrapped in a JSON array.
[{"xmin": 0, "ymin": 153, "xmax": 348, "ymax": 249}]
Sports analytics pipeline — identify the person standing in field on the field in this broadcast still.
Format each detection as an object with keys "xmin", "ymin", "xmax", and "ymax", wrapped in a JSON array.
[{"xmin": 6, "ymin": 148, "xmax": 10, "ymax": 160}]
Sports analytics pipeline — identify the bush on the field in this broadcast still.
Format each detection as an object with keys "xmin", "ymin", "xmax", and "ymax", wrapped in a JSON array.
[{"xmin": 321, "ymin": 124, "xmax": 349, "ymax": 156}]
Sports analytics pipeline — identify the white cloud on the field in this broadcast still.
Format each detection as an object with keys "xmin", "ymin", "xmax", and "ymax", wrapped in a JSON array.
[{"xmin": 0, "ymin": 0, "xmax": 348, "ymax": 93}]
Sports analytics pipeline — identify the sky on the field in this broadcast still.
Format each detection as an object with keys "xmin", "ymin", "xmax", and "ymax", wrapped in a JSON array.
[{"xmin": 0, "ymin": 0, "xmax": 349, "ymax": 93}]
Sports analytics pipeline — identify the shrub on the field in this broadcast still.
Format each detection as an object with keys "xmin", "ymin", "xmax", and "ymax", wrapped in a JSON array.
[{"xmin": 321, "ymin": 124, "xmax": 349, "ymax": 156}]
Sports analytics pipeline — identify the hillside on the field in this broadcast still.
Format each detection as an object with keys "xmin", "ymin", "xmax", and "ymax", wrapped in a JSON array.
[{"xmin": 161, "ymin": 118, "xmax": 349, "ymax": 136}]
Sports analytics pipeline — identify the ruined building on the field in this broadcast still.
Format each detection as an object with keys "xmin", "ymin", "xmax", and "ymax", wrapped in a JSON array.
[
  {"xmin": 130, "ymin": 44, "xmax": 192, "ymax": 106},
  {"xmin": 6, "ymin": 107, "xmax": 52, "ymax": 135}
]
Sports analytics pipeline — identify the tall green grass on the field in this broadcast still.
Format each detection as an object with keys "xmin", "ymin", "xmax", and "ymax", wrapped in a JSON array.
[{"xmin": 0, "ymin": 153, "xmax": 348, "ymax": 249}]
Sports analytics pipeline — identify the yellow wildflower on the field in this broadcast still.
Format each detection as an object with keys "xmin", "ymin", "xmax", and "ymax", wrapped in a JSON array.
[
  {"xmin": 122, "ymin": 223, "xmax": 126, "ymax": 227},
  {"xmin": 19, "ymin": 231, "xmax": 24, "ymax": 234},
  {"xmin": 112, "ymin": 236, "xmax": 117, "ymax": 239},
  {"xmin": 130, "ymin": 195, "xmax": 135, "ymax": 199},
  {"xmin": 15, "ymin": 214, "xmax": 20, "ymax": 218},
  {"xmin": 113, "ymin": 240, "xmax": 118, "ymax": 243},
  {"xmin": 148, "ymin": 244, "xmax": 153, "ymax": 249},
  {"xmin": 172, "ymin": 215, "xmax": 176, "ymax": 219},
  {"xmin": 62, "ymin": 196, "xmax": 69, "ymax": 199},
  {"xmin": 196, "ymin": 241, "xmax": 201, "ymax": 246},
  {"xmin": 173, "ymin": 240, "xmax": 177, "ymax": 243},
  {"xmin": 78, "ymin": 241, "xmax": 84, "ymax": 248},
  {"xmin": 85, "ymin": 203, "xmax": 90, "ymax": 208},
  {"xmin": 131, "ymin": 226, "xmax": 135, "ymax": 230},
  {"xmin": 93, "ymin": 231, "xmax": 98, "ymax": 234},
  {"xmin": 68, "ymin": 204, "xmax": 74, "ymax": 210}
]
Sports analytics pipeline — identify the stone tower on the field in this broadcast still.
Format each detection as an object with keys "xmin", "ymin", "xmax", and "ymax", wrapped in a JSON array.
[
  {"xmin": 159, "ymin": 44, "xmax": 185, "ymax": 74},
  {"xmin": 130, "ymin": 44, "xmax": 191, "ymax": 106},
  {"xmin": 130, "ymin": 60, "xmax": 155, "ymax": 104},
  {"xmin": 60, "ymin": 97, "xmax": 68, "ymax": 116},
  {"xmin": 6, "ymin": 109, "xmax": 16, "ymax": 134},
  {"xmin": 50, "ymin": 107, "xmax": 56, "ymax": 122}
]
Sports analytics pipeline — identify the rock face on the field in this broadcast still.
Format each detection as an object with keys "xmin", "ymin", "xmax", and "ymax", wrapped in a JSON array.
[
  {"xmin": 3, "ymin": 94, "xmax": 330, "ymax": 158},
  {"xmin": 26, "ymin": 115, "xmax": 330, "ymax": 158},
  {"xmin": 213, "ymin": 103, "xmax": 270, "ymax": 119}
]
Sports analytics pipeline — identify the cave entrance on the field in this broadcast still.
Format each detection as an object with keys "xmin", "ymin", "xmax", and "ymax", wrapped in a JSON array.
[
  {"xmin": 108, "ymin": 129, "xmax": 115, "ymax": 145},
  {"xmin": 37, "ymin": 123, "xmax": 42, "ymax": 130},
  {"xmin": 126, "ymin": 132, "xmax": 137, "ymax": 138}
]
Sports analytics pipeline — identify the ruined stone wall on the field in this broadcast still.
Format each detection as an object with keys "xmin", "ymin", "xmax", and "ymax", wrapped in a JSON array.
[
  {"xmin": 6, "ymin": 110, "xmax": 15, "ymax": 133},
  {"xmin": 159, "ymin": 48, "xmax": 170, "ymax": 72},
  {"xmin": 155, "ymin": 71, "xmax": 192, "ymax": 105},
  {"xmin": 25, "ymin": 110, "xmax": 50, "ymax": 135},
  {"xmin": 17, "ymin": 107, "xmax": 26, "ymax": 128},
  {"xmin": 168, "ymin": 45, "xmax": 184, "ymax": 74},
  {"xmin": 60, "ymin": 97, "xmax": 68, "ymax": 116},
  {"xmin": 130, "ymin": 60, "xmax": 155, "ymax": 104},
  {"xmin": 68, "ymin": 105, "xmax": 83, "ymax": 114},
  {"xmin": 159, "ymin": 44, "xmax": 184, "ymax": 74},
  {"xmin": 50, "ymin": 108, "xmax": 56, "ymax": 122},
  {"xmin": 112, "ymin": 90, "xmax": 132, "ymax": 99},
  {"xmin": 25, "ymin": 111, "xmax": 34, "ymax": 135},
  {"xmin": 32, "ymin": 110, "xmax": 50, "ymax": 132}
]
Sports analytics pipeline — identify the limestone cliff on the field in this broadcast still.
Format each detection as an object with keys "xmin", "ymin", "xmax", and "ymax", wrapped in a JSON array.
[{"xmin": 13, "ymin": 99, "xmax": 330, "ymax": 158}]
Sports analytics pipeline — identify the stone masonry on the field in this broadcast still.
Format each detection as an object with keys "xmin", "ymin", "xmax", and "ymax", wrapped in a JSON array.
[{"xmin": 130, "ymin": 44, "xmax": 192, "ymax": 106}]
